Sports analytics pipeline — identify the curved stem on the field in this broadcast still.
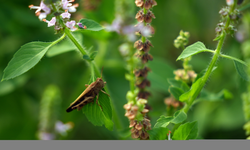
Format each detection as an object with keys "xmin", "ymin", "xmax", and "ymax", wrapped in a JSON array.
[
  {"xmin": 64, "ymin": 28, "xmax": 89, "ymax": 57},
  {"xmin": 182, "ymin": 3, "xmax": 236, "ymax": 114},
  {"xmin": 51, "ymin": 33, "xmax": 66, "ymax": 46},
  {"xmin": 64, "ymin": 28, "xmax": 123, "ymax": 130}
]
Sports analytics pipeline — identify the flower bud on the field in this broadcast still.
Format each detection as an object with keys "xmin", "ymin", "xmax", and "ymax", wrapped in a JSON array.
[
  {"xmin": 135, "ymin": 0, "xmax": 144, "ymax": 8},
  {"xmin": 135, "ymin": 122, "xmax": 143, "ymax": 130},
  {"xmin": 140, "ymin": 130, "xmax": 149, "ymax": 140},
  {"xmin": 124, "ymin": 103, "xmax": 132, "ymax": 110},
  {"xmin": 131, "ymin": 129, "xmax": 140, "ymax": 139},
  {"xmin": 129, "ymin": 120, "xmax": 137, "ymax": 128},
  {"xmin": 141, "ymin": 109, "xmax": 149, "ymax": 114}
]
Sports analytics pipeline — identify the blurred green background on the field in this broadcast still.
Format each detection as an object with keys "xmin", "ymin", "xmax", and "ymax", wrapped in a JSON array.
[{"xmin": 0, "ymin": 0, "xmax": 249, "ymax": 139}]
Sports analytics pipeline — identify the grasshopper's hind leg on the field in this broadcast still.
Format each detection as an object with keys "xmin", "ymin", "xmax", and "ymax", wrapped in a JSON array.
[
  {"xmin": 96, "ymin": 93, "xmax": 103, "ymax": 111},
  {"xmin": 72, "ymin": 96, "xmax": 93, "ymax": 111}
]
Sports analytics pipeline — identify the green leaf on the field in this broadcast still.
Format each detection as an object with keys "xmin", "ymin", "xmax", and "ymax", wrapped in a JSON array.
[
  {"xmin": 46, "ymin": 33, "xmax": 83, "ymax": 57},
  {"xmin": 197, "ymin": 89, "xmax": 233, "ymax": 102},
  {"xmin": 154, "ymin": 116, "xmax": 173, "ymax": 128},
  {"xmin": 177, "ymin": 41, "xmax": 214, "ymax": 61},
  {"xmin": 179, "ymin": 78, "xmax": 202, "ymax": 102},
  {"xmin": 234, "ymin": 60, "xmax": 249, "ymax": 81},
  {"xmin": 169, "ymin": 87, "xmax": 184, "ymax": 100},
  {"xmin": 2, "ymin": 42, "xmax": 53, "ymax": 81},
  {"xmin": 0, "ymin": 75, "xmax": 28, "ymax": 96},
  {"xmin": 172, "ymin": 121, "xmax": 198, "ymax": 140},
  {"xmin": 171, "ymin": 110, "xmax": 187, "ymax": 124},
  {"xmin": 82, "ymin": 74, "xmax": 113, "ymax": 130},
  {"xmin": 168, "ymin": 79, "xmax": 190, "ymax": 92},
  {"xmin": 89, "ymin": 51, "xmax": 98, "ymax": 60},
  {"xmin": 82, "ymin": 47, "xmax": 98, "ymax": 61},
  {"xmin": 213, "ymin": 34, "xmax": 222, "ymax": 41},
  {"xmin": 217, "ymin": 53, "xmax": 248, "ymax": 81},
  {"xmin": 148, "ymin": 127, "xmax": 169, "ymax": 140},
  {"xmin": 77, "ymin": 19, "xmax": 104, "ymax": 31},
  {"xmin": 83, "ymin": 55, "xmax": 92, "ymax": 61},
  {"xmin": 154, "ymin": 111, "xmax": 187, "ymax": 128}
]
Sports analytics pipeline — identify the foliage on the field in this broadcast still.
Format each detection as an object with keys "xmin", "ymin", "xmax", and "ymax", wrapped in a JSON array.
[{"xmin": 0, "ymin": 0, "xmax": 249, "ymax": 140}]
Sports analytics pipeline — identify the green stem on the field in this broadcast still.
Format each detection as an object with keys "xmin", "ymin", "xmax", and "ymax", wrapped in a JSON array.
[
  {"xmin": 64, "ymin": 28, "xmax": 89, "ymax": 57},
  {"xmin": 182, "ymin": 3, "xmax": 236, "ymax": 114},
  {"xmin": 64, "ymin": 28, "xmax": 123, "ymax": 130},
  {"xmin": 51, "ymin": 33, "xmax": 66, "ymax": 46},
  {"xmin": 220, "ymin": 53, "xmax": 247, "ymax": 65}
]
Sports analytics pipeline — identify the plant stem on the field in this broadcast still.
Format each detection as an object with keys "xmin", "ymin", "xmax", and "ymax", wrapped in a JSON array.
[
  {"xmin": 64, "ymin": 28, "xmax": 123, "ymax": 130},
  {"xmin": 64, "ymin": 28, "xmax": 89, "ymax": 57},
  {"xmin": 182, "ymin": 3, "xmax": 236, "ymax": 114},
  {"xmin": 51, "ymin": 33, "xmax": 66, "ymax": 46},
  {"xmin": 129, "ymin": 45, "xmax": 135, "ymax": 94}
]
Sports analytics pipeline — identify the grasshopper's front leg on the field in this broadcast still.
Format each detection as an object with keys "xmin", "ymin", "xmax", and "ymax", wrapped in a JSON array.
[
  {"xmin": 101, "ymin": 89, "xmax": 110, "ymax": 97},
  {"xmin": 96, "ymin": 93, "xmax": 103, "ymax": 111}
]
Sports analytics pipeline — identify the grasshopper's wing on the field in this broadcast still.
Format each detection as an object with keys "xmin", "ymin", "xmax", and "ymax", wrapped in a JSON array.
[{"xmin": 69, "ymin": 81, "xmax": 98, "ymax": 106}]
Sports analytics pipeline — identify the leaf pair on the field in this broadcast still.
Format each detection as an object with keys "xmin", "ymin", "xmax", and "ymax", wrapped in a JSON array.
[
  {"xmin": 177, "ymin": 41, "xmax": 249, "ymax": 81},
  {"xmin": 2, "ymin": 19, "xmax": 104, "ymax": 82},
  {"xmin": 149, "ymin": 110, "xmax": 198, "ymax": 140},
  {"xmin": 154, "ymin": 110, "xmax": 187, "ymax": 128},
  {"xmin": 168, "ymin": 79, "xmax": 190, "ymax": 100},
  {"xmin": 1, "ymin": 18, "xmax": 113, "ymax": 130}
]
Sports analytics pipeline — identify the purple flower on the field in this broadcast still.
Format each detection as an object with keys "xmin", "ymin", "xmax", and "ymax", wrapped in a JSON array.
[
  {"xmin": 66, "ymin": 20, "xmax": 77, "ymax": 31},
  {"xmin": 61, "ymin": 11, "xmax": 71, "ymax": 19},
  {"xmin": 77, "ymin": 23, "xmax": 84, "ymax": 28}
]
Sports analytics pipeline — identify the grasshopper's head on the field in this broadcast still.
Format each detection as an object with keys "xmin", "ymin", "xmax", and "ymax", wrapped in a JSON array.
[
  {"xmin": 96, "ymin": 77, "xmax": 106, "ymax": 89},
  {"xmin": 96, "ymin": 66, "xmax": 106, "ymax": 88}
]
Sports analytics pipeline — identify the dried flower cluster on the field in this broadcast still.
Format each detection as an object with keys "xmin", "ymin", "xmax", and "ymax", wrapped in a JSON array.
[
  {"xmin": 164, "ymin": 31, "xmax": 196, "ymax": 110},
  {"xmin": 164, "ymin": 96, "xmax": 183, "ymax": 109},
  {"xmin": 124, "ymin": 100, "xmax": 151, "ymax": 140},
  {"xmin": 123, "ymin": 0, "xmax": 157, "ymax": 140},
  {"xmin": 174, "ymin": 69, "xmax": 197, "ymax": 84},
  {"xmin": 216, "ymin": 1, "xmax": 242, "ymax": 37}
]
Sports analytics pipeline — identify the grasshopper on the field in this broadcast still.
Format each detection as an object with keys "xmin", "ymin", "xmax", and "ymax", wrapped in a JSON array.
[{"xmin": 66, "ymin": 68, "xmax": 109, "ymax": 113}]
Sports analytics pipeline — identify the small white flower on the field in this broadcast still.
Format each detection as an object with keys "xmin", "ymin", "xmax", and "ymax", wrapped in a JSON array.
[
  {"xmin": 105, "ymin": 17, "xmax": 122, "ymax": 33},
  {"xmin": 29, "ymin": 1, "xmax": 51, "ymax": 14},
  {"xmin": 226, "ymin": 0, "xmax": 234, "ymax": 5},
  {"xmin": 66, "ymin": 20, "xmax": 77, "ymax": 31},
  {"xmin": 38, "ymin": 12, "xmax": 47, "ymax": 20},
  {"xmin": 141, "ymin": 26, "xmax": 151, "ymax": 37},
  {"xmin": 61, "ymin": 0, "xmax": 78, "ymax": 12},
  {"xmin": 38, "ymin": 132, "xmax": 55, "ymax": 140},
  {"xmin": 168, "ymin": 132, "xmax": 172, "ymax": 140},
  {"xmin": 61, "ymin": 11, "xmax": 71, "ymax": 19},
  {"xmin": 55, "ymin": 121, "xmax": 73, "ymax": 136},
  {"xmin": 43, "ymin": 17, "xmax": 56, "ymax": 27}
]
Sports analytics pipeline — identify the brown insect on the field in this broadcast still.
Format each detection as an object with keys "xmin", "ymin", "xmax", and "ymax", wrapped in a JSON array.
[{"xmin": 66, "ymin": 68, "xmax": 109, "ymax": 113}]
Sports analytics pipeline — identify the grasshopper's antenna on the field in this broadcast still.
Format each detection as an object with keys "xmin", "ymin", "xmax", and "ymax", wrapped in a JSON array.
[{"xmin": 101, "ymin": 66, "xmax": 104, "ymax": 78}]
